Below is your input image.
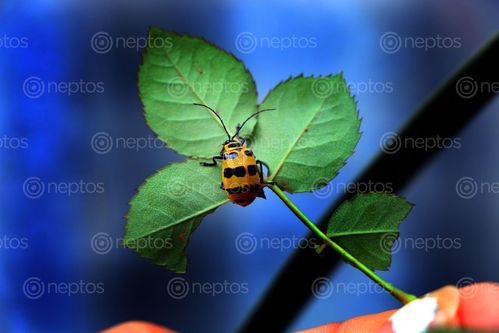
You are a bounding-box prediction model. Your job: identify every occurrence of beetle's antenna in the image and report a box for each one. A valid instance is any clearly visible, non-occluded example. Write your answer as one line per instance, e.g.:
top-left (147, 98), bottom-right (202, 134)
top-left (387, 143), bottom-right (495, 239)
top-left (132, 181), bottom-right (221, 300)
top-left (231, 108), bottom-right (275, 140)
top-left (193, 103), bottom-right (231, 140)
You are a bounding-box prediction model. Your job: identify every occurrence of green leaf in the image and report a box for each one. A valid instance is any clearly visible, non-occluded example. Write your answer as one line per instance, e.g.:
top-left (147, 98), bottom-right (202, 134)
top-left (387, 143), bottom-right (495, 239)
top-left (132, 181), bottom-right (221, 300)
top-left (252, 75), bottom-right (361, 193)
top-left (326, 193), bottom-right (413, 271)
top-left (125, 159), bottom-right (228, 273)
top-left (138, 27), bottom-right (258, 158)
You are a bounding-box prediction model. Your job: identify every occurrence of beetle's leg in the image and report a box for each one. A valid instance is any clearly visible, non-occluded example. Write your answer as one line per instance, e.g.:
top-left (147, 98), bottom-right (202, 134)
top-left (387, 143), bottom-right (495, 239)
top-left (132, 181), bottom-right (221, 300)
top-left (256, 160), bottom-right (265, 183)
top-left (257, 160), bottom-right (272, 177)
top-left (220, 181), bottom-right (224, 190)
top-left (200, 155), bottom-right (222, 167)
top-left (234, 135), bottom-right (246, 146)
top-left (257, 160), bottom-right (275, 185)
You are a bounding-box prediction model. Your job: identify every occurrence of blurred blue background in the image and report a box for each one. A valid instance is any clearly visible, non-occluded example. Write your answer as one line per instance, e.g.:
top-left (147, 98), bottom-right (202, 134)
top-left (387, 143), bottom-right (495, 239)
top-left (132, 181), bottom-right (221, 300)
top-left (1, 0), bottom-right (499, 332)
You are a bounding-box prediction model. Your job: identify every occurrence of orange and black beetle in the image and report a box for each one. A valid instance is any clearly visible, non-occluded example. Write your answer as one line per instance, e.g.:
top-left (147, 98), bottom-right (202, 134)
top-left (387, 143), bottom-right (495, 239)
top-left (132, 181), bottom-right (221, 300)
top-left (194, 103), bottom-right (274, 206)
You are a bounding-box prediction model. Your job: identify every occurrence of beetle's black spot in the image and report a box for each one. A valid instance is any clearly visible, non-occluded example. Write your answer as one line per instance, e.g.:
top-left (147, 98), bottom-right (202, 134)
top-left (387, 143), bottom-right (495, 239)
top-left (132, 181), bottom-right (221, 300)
top-left (224, 166), bottom-right (246, 178)
top-left (234, 166), bottom-right (246, 177)
top-left (223, 168), bottom-right (233, 178)
top-left (234, 198), bottom-right (246, 204)
top-left (226, 187), bottom-right (242, 194)
top-left (247, 164), bottom-right (258, 176)
top-left (249, 184), bottom-right (261, 192)
top-left (244, 150), bottom-right (254, 156)
top-left (223, 152), bottom-right (238, 160)
top-left (228, 143), bottom-right (241, 148)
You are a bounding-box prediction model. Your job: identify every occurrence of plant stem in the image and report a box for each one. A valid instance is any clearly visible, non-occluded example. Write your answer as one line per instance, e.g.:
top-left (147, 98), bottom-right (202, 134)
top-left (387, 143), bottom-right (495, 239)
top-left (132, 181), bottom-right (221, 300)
top-left (269, 184), bottom-right (417, 305)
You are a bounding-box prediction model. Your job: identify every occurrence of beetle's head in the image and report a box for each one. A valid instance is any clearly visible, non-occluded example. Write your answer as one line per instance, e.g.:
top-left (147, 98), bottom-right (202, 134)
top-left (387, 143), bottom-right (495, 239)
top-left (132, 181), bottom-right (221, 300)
top-left (223, 139), bottom-right (243, 150)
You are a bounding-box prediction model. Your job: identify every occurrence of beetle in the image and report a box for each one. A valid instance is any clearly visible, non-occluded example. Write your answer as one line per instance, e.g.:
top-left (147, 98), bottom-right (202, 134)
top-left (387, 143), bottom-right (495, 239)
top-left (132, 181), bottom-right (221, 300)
top-left (193, 103), bottom-right (274, 207)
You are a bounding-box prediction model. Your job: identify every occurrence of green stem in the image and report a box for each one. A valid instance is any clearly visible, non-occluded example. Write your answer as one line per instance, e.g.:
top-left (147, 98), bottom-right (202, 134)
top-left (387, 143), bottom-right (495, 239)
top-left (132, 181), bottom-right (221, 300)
top-left (269, 183), bottom-right (417, 305)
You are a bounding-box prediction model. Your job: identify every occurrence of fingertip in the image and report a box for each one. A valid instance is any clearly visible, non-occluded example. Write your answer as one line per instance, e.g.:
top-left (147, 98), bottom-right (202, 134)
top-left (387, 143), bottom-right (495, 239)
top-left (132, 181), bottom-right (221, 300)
top-left (457, 282), bottom-right (499, 329)
top-left (342, 309), bottom-right (396, 333)
top-left (101, 321), bottom-right (177, 333)
top-left (295, 322), bottom-right (341, 333)
top-left (296, 310), bottom-right (396, 333)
